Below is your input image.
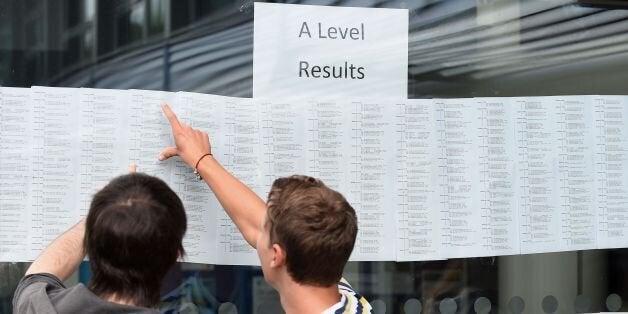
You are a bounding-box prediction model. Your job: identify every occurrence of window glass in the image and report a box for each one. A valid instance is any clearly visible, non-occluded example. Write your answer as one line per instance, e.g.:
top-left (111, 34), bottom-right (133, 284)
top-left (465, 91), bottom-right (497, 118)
top-left (2, 1), bottom-right (628, 313)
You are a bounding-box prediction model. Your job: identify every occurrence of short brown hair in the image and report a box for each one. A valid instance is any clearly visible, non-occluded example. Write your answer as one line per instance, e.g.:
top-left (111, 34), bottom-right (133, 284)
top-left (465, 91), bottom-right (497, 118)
top-left (266, 175), bottom-right (357, 286)
top-left (85, 173), bottom-right (186, 307)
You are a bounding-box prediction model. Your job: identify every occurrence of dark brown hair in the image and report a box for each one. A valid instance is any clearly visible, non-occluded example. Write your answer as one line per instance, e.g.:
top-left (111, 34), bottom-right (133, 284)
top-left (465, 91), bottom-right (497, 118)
top-left (84, 173), bottom-right (186, 307)
top-left (266, 175), bottom-right (357, 286)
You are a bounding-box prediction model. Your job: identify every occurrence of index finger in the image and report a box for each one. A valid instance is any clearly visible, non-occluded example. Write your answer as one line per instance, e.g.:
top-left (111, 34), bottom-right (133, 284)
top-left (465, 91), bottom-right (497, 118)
top-left (161, 103), bottom-right (182, 131)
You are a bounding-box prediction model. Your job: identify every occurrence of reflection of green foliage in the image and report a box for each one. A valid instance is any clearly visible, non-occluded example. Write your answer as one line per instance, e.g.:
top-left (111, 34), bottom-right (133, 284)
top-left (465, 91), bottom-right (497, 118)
top-left (131, 23), bottom-right (143, 41)
top-left (149, 0), bottom-right (165, 35)
top-left (149, 19), bottom-right (164, 35)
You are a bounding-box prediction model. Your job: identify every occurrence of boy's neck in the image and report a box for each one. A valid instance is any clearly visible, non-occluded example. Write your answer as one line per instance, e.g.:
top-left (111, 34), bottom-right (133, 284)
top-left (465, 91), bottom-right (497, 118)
top-left (277, 280), bottom-right (341, 314)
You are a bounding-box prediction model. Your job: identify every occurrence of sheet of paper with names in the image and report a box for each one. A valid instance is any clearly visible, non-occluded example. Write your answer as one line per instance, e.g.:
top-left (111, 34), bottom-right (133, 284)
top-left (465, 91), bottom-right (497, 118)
top-left (1, 87), bottom-right (628, 264)
top-left (256, 98), bottom-right (399, 261)
top-left (176, 92), bottom-right (260, 266)
top-left (0, 88), bottom-right (258, 265)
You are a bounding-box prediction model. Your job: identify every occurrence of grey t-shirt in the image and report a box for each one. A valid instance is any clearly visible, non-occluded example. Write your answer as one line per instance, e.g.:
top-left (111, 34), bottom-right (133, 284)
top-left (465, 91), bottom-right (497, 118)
top-left (12, 273), bottom-right (158, 314)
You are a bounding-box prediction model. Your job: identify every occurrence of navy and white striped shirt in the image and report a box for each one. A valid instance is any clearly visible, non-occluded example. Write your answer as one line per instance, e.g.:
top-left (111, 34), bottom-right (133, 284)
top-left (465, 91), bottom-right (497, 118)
top-left (323, 279), bottom-right (373, 314)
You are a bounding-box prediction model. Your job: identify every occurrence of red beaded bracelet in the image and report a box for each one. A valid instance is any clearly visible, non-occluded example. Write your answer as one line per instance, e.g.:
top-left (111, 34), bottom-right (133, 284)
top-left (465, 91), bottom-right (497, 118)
top-left (193, 153), bottom-right (213, 180)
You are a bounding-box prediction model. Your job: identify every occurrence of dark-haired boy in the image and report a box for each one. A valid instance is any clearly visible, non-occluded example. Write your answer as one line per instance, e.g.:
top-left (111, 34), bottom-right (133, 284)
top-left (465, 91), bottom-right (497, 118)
top-left (12, 169), bottom-right (187, 313)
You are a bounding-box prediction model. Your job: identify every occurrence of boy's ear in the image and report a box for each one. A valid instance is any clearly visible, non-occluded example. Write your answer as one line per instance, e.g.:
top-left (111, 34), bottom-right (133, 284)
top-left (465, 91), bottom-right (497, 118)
top-left (270, 243), bottom-right (286, 269)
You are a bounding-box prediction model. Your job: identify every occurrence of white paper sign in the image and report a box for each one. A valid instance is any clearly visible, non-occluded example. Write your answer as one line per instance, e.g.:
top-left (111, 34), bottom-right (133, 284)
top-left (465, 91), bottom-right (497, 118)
top-left (253, 3), bottom-right (408, 99)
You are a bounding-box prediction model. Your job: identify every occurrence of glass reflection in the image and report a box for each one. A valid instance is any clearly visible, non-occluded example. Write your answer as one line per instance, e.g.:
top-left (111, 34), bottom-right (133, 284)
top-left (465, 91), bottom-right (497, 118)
top-left (1, 1), bottom-right (628, 313)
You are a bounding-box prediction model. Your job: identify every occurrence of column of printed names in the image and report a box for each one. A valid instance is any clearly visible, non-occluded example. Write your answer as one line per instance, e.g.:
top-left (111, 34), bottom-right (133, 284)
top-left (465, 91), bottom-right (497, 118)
top-left (594, 95), bottom-right (628, 249)
top-left (476, 98), bottom-right (519, 255)
top-left (434, 99), bottom-right (486, 258)
top-left (515, 97), bottom-right (561, 254)
top-left (220, 96), bottom-right (261, 265)
top-left (170, 92), bottom-right (221, 264)
top-left (29, 87), bottom-right (81, 258)
top-left (395, 99), bottom-right (441, 261)
top-left (0, 88), bottom-right (33, 261)
top-left (259, 99), bottom-right (306, 187)
top-left (77, 88), bottom-right (130, 217)
top-left (127, 89), bottom-right (177, 179)
top-left (304, 100), bottom-right (352, 193)
top-left (347, 101), bottom-right (397, 261)
top-left (553, 96), bottom-right (597, 250)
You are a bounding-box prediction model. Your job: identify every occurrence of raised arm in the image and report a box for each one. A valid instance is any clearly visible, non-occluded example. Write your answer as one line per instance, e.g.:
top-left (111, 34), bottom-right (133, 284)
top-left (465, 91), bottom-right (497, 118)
top-left (25, 219), bottom-right (86, 280)
top-left (159, 104), bottom-right (266, 248)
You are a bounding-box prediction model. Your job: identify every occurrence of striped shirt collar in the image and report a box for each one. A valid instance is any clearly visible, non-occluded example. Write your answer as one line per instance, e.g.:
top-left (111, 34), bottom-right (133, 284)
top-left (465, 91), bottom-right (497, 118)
top-left (322, 281), bottom-right (373, 314)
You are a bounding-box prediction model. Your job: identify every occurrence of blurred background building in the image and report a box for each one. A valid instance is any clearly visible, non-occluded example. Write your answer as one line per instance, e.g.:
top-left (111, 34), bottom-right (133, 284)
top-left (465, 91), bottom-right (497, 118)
top-left (3, 0), bottom-right (628, 97)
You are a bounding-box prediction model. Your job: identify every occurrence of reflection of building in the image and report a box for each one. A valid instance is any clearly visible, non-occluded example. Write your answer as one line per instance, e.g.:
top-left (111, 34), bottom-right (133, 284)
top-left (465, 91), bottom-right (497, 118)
top-left (3, 1), bottom-right (628, 98)
top-left (0, 0), bottom-right (250, 94)
top-left (0, 0), bottom-right (99, 85)
top-left (3, 1), bottom-right (628, 312)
